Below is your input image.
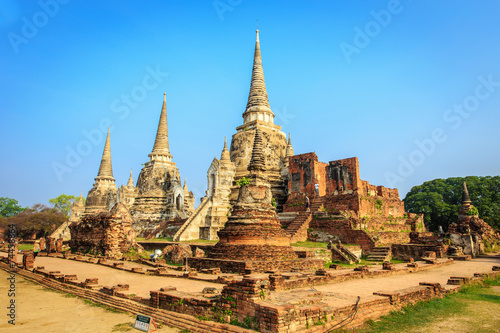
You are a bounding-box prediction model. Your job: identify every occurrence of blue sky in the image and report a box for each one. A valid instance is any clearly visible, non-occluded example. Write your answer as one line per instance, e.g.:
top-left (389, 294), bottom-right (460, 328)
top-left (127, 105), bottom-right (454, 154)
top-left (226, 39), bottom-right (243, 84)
top-left (1, 0), bottom-right (499, 208)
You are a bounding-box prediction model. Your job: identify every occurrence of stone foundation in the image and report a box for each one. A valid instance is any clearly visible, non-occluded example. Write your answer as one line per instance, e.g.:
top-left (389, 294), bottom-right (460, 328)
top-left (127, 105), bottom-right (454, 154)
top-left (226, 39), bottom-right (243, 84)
top-left (391, 243), bottom-right (448, 261)
top-left (189, 257), bottom-right (323, 274)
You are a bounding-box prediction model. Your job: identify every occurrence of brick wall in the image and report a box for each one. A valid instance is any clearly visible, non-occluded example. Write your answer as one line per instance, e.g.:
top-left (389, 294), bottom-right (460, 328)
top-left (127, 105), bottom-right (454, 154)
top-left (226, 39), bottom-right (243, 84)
top-left (189, 257), bottom-right (323, 274)
top-left (392, 244), bottom-right (448, 261)
top-left (308, 216), bottom-right (375, 252)
top-left (325, 157), bottom-right (361, 195)
top-left (69, 203), bottom-right (136, 259)
top-left (288, 152), bottom-right (322, 198)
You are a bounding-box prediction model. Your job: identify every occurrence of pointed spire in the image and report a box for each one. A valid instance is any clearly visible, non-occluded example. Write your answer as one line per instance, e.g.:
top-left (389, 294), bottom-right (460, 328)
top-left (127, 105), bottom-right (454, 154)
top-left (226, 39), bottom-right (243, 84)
top-left (462, 181), bottom-right (471, 204)
top-left (248, 129), bottom-right (266, 173)
top-left (221, 136), bottom-right (231, 161)
top-left (78, 192), bottom-right (84, 206)
top-left (150, 93), bottom-right (172, 158)
top-left (244, 29), bottom-right (273, 116)
top-left (286, 133), bottom-right (294, 157)
top-left (127, 169), bottom-right (134, 187)
top-left (97, 128), bottom-right (114, 179)
top-left (183, 178), bottom-right (188, 192)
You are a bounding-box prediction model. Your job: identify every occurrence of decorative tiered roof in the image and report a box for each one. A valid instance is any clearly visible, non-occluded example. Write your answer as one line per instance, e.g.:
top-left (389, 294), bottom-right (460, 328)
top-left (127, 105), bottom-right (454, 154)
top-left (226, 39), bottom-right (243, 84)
top-left (242, 30), bottom-right (275, 125)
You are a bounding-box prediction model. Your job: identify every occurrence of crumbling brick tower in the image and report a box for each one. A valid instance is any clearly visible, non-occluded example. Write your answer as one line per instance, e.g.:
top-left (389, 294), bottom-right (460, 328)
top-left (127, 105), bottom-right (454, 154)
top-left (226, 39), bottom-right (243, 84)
top-left (207, 129), bottom-right (298, 261)
top-left (70, 203), bottom-right (136, 259)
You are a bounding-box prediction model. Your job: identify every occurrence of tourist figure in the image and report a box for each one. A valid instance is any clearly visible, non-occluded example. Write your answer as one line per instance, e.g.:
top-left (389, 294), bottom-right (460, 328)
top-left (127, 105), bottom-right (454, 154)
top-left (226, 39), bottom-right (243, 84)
top-left (315, 183), bottom-right (319, 196)
top-left (306, 196), bottom-right (310, 212)
top-left (33, 241), bottom-right (40, 258)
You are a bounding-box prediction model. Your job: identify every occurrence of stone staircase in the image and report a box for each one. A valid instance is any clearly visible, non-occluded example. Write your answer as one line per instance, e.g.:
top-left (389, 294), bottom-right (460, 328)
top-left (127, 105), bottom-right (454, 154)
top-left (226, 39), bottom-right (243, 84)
top-left (173, 198), bottom-right (210, 241)
top-left (50, 221), bottom-right (72, 240)
top-left (310, 196), bottom-right (326, 211)
top-left (286, 196), bottom-right (326, 243)
top-left (365, 246), bottom-right (392, 262)
top-left (331, 245), bottom-right (361, 264)
top-left (340, 246), bottom-right (361, 263)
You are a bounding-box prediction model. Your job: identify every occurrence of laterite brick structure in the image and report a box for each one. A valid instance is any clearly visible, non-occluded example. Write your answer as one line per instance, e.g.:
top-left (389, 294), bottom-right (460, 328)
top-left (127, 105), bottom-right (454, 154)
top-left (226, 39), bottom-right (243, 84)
top-left (69, 203), bottom-right (136, 259)
top-left (281, 153), bottom-right (425, 251)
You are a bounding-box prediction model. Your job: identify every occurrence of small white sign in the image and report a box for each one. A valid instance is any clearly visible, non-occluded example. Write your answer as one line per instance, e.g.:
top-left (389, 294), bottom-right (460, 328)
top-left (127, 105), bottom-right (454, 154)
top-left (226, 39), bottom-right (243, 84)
top-left (134, 314), bottom-right (157, 332)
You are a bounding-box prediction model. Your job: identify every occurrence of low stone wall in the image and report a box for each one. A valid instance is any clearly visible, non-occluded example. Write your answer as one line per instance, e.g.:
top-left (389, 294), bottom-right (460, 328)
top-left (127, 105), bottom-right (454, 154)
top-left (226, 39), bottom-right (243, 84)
top-left (269, 259), bottom-right (454, 291)
top-left (392, 243), bottom-right (448, 261)
top-left (189, 257), bottom-right (324, 274)
top-left (150, 289), bottom-right (214, 318)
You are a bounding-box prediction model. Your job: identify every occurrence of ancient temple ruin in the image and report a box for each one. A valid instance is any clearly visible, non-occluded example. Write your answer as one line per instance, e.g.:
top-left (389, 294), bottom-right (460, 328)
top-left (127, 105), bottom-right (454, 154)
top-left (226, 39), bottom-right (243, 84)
top-left (129, 93), bottom-right (195, 232)
top-left (74, 94), bottom-right (194, 236)
top-left (84, 128), bottom-right (118, 215)
top-left (448, 181), bottom-right (500, 256)
top-left (190, 130), bottom-right (322, 273)
top-left (174, 29), bottom-right (292, 241)
top-left (281, 153), bottom-right (425, 253)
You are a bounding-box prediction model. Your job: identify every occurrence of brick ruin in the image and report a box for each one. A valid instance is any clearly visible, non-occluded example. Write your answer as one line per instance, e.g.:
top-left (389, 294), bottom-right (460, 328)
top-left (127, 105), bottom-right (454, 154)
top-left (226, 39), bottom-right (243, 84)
top-left (447, 182), bottom-right (500, 257)
top-left (391, 182), bottom-right (500, 261)
top-left (69, 203), bottom-right (137, 259)
top-left (190, 129), bottom-right (322, 273)
top-left (280, 152), bottom-right (424, 252)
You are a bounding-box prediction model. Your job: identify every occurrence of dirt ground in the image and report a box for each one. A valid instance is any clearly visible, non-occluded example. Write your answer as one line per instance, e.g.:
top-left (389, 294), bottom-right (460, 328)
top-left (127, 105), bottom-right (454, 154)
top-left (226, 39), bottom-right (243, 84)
top-left (0, 269), bottom-right (179, 333)
top-left (270, 256), bottom-right (500, 308)
top-left (1, 253), bottom-right (499, 332)
top-left (28, 255), bottom-right (223, 298)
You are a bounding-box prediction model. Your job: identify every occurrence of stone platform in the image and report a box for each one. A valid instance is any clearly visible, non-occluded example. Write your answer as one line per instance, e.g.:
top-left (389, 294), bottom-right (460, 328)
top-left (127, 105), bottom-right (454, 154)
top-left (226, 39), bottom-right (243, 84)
top-left (189, 257), bottom-right (323, 274)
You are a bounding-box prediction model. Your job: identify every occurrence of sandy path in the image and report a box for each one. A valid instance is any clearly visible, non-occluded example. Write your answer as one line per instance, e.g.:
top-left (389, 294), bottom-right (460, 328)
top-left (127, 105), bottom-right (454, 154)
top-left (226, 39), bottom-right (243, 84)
top-left (32, 256), bottom-right (223, 298)
top-left (271, 256), bottom-right (500, 308)
top-left (0, 270), bottom-right (179, 333)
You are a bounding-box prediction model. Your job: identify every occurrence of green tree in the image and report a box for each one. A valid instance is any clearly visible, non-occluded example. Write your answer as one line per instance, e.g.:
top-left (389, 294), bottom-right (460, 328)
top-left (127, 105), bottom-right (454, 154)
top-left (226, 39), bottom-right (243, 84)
top-left (0, 204), bottom-right (66, 239)
top-left (404, 176), bottom-right (500, 232)
top-left (49, 194), bottom-right (79, 218)
top-left (0, 197), bottom-right (26, 217)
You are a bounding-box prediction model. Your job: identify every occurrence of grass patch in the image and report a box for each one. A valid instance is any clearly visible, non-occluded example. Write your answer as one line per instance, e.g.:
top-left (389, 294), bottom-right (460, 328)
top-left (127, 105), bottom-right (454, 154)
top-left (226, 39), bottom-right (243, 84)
top-left (291, 241), bottom-right (328, 249)
top-left (180, 239), bottom-right (218, 244)
top-left (83, 299), bottom-right (123, 313)
top-left (136, 237), bottom-right (173, 242)
top-left (18, 243), bottom-right (34, 250)
top-left (390, 259), bottom-right (405, 265)
top-left (357, 275), bottom-right (500, 332)
top-left (328, 259), bottom-right (376, 268)
top-left (135, 237), bottom-right (217, 244)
